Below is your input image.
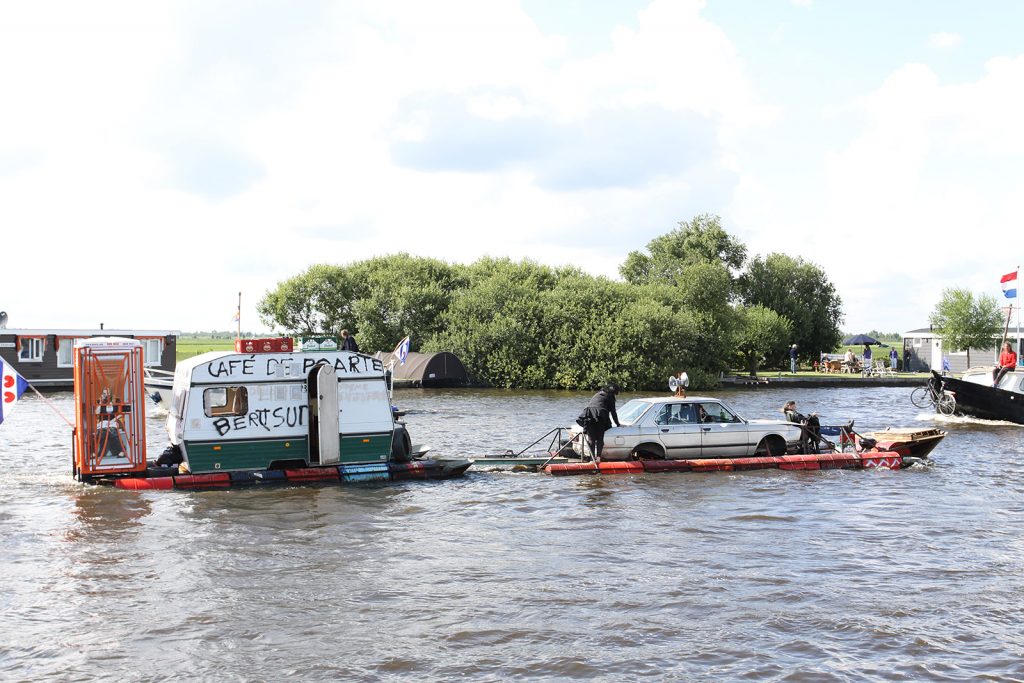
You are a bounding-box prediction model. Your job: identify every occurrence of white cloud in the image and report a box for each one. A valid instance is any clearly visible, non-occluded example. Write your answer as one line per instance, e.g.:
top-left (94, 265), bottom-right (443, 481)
top-left (752, 56), bottom-right (1024, 332)
top-left (0, 0), bottom-right (774, 333)
top-left (928, 31), bottom-right (963, 49)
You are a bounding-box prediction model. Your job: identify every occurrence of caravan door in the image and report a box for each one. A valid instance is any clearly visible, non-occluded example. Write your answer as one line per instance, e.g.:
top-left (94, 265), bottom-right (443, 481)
top-left (309, 363), bottom-right (340, 465)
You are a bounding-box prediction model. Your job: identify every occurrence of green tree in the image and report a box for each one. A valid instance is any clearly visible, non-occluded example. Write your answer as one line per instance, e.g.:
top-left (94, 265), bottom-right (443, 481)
top-left (258, 254), bottom-right (466, 353)
top-left (733, 305), bottom-right (794, 376)
top-left (928, 288), bottom-right (1003, 367)
top-left (619, 213), bottom-right (747, 285)
top-left (737, 253), bottom-right (842, 364)
top-left (257, 264), bottom-right (356, 334)
top-left (348, 254), bottom-right (468, 353)
top-left (428, 259), bottom-right (567, 388)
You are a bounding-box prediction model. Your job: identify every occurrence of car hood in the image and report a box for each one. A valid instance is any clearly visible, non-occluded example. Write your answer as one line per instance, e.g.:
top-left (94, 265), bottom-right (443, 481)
top-left (747, 419), bottom-right (801, 428)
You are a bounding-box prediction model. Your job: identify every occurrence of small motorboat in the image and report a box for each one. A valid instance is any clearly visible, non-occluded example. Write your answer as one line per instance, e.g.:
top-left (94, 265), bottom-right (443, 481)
top-left (143, 367), bottom-right (175, 408)
top-left (863, 427), bottom-right (946, 459)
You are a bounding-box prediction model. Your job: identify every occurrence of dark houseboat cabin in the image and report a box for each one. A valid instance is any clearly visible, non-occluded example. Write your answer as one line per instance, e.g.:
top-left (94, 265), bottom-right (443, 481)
top-left (0, 328), bottom-right (178, 388)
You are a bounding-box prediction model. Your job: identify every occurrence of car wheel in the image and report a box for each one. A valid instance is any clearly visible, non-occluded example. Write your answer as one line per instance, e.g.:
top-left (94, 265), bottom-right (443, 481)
top-left (755, 435), bottom-right (786, 457)
top-left (631, 446), bottom-right (664, 460)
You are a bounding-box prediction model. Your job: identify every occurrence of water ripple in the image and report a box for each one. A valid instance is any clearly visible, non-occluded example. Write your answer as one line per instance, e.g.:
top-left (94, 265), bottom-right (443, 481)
top-left (2, 387), bottom-right (1024, 680)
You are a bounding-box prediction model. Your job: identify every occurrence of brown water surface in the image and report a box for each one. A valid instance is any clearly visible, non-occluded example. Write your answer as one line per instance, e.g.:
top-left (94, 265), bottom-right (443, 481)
top-left (1, 387), bottom-right (1022, 681)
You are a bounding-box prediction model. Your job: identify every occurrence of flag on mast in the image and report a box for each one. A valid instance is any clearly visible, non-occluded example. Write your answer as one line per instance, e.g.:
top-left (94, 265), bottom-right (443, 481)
top-left (1, 358), bottom-right (29, 425)
top-left (1001, 271), bottom-right (1017, 298)
top-left (393, 336), bottom-right (411, 365)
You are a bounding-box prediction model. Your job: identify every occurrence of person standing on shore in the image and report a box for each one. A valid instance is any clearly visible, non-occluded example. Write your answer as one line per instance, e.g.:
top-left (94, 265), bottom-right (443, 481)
top-left (889, 347), bottom-right (899, 371)
top-left (790, 344), bottom-right (798, 374)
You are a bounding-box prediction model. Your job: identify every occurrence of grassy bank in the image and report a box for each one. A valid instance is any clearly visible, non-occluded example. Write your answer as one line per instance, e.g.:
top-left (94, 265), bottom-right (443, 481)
top-left (176, 336), bottom-right (236, 361)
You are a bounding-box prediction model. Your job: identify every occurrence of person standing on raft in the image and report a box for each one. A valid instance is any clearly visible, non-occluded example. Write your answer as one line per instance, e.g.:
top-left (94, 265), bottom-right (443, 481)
top-left (577, 384), bottom-right (620, 462)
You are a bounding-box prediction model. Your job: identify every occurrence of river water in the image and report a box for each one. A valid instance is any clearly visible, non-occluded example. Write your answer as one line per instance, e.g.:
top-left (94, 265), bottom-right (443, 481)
top-left (1, 386), bottom-right (1023, 682)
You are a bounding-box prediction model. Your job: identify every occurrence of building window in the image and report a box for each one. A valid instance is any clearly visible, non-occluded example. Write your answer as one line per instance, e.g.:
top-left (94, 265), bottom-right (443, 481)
top-left (203, 386), bottom-right (248, 417)
top-left (141, 338), bottom-right (163, 366)
top-left (57, 338), bottom-right (88, 368)
top-left (18, 337), bottom-right (45, 362)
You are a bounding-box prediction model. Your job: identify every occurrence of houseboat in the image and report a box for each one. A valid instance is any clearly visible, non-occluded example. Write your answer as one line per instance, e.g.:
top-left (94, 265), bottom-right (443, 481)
top-left (71, 337), bottom-right (470, 489)
top-left (0, 326), bottom-right (177, 388)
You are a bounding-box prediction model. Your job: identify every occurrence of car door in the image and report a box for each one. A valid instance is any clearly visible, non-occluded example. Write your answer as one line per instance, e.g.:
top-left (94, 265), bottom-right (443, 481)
top-left (652, 402), bottom-right (703, 460)
top-left (695, 400), bottom-right (750, 457)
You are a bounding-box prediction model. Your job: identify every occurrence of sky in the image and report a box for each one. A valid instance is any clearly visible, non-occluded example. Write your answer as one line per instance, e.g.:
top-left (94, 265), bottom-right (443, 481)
top-left (2, 0), bottom-right (1023, 336)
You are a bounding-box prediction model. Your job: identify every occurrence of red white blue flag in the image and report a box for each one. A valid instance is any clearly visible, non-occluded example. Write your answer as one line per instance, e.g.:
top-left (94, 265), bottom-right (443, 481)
top-left (1001, 271), bottom-right (1017, 299)
top-left (1, 358), bottom-right (29, 425)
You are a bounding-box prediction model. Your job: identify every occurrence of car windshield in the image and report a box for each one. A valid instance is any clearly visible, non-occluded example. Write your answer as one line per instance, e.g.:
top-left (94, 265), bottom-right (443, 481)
top-left (616, 399), bottom-right (652, 426)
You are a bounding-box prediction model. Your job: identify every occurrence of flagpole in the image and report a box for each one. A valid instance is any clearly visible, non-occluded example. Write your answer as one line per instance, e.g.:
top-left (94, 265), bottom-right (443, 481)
top-left (1017, 266), bottom-right (1021, 365)
top-left (236, 291), bottom-right (242, 340)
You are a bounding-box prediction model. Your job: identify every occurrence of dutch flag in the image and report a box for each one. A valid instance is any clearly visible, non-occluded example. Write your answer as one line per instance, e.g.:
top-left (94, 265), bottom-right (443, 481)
top-left (1001, 271), bottom-right (1018, 299)
top-left (393, 336), bottom-right (411, 366)
top-left (0, 358), bottom-right (29, 425)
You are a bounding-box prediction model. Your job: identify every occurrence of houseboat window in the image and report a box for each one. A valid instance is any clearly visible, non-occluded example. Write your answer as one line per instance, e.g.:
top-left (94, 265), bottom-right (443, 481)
top-left (141, 338), bottom-right (163, 366)
top-left (18, 337), bottom-right (44, 362)
top-left (203, 386), bottom-right (249, 417)
top-left (56, 338), bottom-right (87, 368)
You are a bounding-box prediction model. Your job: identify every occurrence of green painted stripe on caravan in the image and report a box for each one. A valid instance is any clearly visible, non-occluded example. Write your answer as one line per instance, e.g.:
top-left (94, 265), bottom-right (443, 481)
top-left (185, 438), bottom-right (310, 473)
top-left (339, 434), bottom-right (391, 463)
top-left (184, 433), bottom-right (392, 472)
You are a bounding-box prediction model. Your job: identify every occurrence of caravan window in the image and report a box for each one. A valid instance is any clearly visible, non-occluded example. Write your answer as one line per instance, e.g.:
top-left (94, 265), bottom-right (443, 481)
top-left (203, 387), bottom-right (248, 417)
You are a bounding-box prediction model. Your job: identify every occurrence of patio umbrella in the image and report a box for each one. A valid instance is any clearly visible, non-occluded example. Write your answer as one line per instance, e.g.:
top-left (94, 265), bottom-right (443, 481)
top-left (844, 334), bottom-right (882, 345)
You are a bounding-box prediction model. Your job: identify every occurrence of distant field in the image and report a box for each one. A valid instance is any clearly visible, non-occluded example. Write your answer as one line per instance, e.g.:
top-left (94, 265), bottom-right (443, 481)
top-left (176, 336), bottom-right (236, 361)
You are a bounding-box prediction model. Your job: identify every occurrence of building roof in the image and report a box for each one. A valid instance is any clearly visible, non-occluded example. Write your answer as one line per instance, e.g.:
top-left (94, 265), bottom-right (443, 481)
top-left (903, 326), bottom-right (1024, 337)
top-left (0, 328), bottom-right (179, 336)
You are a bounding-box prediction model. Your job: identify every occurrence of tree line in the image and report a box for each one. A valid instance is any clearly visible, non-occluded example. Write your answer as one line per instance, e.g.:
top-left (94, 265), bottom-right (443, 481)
top-left (257, 214), bottom-right (844, 390)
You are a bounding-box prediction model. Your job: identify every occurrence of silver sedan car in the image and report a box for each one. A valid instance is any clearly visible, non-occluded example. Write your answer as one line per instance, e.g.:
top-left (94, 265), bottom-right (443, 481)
top-left (573, 396), bottom-right (805, 460)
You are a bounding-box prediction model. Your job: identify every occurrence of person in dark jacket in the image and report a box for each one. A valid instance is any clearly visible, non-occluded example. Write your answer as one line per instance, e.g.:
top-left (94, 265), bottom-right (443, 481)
top-left (577, 384), bottom-right (620, 462)
top-left (340, 329), bottom-right (359, 353)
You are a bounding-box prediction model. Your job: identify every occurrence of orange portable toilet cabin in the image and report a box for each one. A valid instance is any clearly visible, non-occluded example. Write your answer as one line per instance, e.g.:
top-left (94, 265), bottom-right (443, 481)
top-left (73, 337), bottom-right (147, 480)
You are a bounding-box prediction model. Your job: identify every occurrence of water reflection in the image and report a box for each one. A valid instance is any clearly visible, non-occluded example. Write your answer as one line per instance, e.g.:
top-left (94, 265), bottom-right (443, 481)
top-left (63, 488), bottom-right (153, 543)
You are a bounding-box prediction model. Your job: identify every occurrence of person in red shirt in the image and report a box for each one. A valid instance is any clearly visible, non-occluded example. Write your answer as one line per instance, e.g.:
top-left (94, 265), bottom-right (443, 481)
top-left (993, 342), bottom-right (1018, 387)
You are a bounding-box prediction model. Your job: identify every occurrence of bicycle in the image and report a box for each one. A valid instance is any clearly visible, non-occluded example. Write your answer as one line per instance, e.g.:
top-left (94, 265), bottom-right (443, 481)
top-left (910, 377), bottom-right (957, 415)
